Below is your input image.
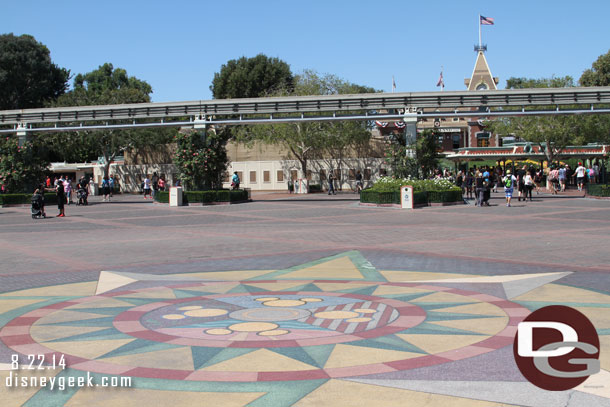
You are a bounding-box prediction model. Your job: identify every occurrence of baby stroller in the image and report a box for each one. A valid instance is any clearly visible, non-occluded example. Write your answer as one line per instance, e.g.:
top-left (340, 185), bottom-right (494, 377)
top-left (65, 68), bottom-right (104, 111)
top-left (77, 187), bottom-right (88, 205)
top-left (31, 194), bottom-right (46, 219)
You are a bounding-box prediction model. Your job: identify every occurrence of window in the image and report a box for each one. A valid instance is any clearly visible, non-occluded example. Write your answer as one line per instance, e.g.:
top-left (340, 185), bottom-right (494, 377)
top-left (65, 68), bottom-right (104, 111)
top-left (477, 132), bottom-right (490, 147)
top-left (250, 171), bottom-right (257, 183)
top-left (263, 171), bottom-right (270, 182)
top-left (222, 171), bottom-right (230, 182)
top-left (291, 170), bottom-right (298, 181)
top-left (379, 168), bottom-right (387, 176)
top-left (364, 169), bottom-right (371, 180)
top-left (349, 169), bottom-right (356, 180)
top-left (333, 169), bottom-right (341, 180)
top-left (276, 170), bottom-right (284, 182)
top-left (452, 134), bottom-right (461, 149)
top-left (319, 169), bottom-right (327, 181)
top-left (306, 170), bottom-right (312, 181)
top-left (236, 172), bottom-right (243, 183)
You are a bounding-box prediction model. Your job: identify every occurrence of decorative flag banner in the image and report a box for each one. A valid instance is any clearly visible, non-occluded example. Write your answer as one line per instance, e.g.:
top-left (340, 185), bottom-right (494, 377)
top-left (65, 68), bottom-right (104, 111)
top-left (480, 15), bottom-right (494, 25)
top-left (436, 71), bottom-right (444, 88)
top-left (394, 121), bottom-right (406, 129)
top-left (392, 76), bottom-right (396, 93)
top-left (375, 121), bottom-right (389, 128)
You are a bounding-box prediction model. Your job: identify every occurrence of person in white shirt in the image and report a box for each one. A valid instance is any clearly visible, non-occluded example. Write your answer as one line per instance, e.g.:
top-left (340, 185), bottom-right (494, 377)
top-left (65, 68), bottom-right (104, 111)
top-left (573, 163), bottom-right (586, 191)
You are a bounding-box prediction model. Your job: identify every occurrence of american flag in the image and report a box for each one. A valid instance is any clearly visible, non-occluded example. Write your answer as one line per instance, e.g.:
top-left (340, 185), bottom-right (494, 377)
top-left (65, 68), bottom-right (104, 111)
top-left (436, 71), bottom-right (444, 88)
top-left (480, 15), bottom-right (494, 25)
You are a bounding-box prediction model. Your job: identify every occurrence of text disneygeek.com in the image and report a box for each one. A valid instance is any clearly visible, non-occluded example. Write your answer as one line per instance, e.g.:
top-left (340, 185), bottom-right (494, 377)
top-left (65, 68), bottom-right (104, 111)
top-left (5, 354), bottom-right (132, 391)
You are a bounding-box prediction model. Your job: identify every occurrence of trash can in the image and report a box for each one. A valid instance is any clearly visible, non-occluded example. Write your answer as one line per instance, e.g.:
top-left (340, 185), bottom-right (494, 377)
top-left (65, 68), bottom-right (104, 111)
top-left (170, 187), bottom-right (183, 206)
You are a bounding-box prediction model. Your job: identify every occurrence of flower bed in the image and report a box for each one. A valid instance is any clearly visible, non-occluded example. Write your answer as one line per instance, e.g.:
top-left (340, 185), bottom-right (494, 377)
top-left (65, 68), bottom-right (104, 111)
top-left (154, 189), bottom-right (249, 205)
top-left (360, 177), bottom-right (463, 207)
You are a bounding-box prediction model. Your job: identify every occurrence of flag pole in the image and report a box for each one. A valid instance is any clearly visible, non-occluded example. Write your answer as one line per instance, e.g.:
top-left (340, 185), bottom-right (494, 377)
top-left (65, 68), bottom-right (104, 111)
top-left (478, 14), bottom-right (482, 51)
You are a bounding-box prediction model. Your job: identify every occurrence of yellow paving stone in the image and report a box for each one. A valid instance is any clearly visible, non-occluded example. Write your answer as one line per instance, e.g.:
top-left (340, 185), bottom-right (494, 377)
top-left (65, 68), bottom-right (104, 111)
top-left (573, 307), bottom-right (610, 330)
top-left (202, 348), bottom-right (317, 372)
top-left (323, 344), bottom-right (422, 368)
top-left (30, 325), bottom-right (109, 343)
top-left (428, 316), bottom-right (508, 336)
top-left (0, 367), bottom-right (62, 407)
top-left (100, 346), bottom-right (194, 370)
top-left (43, 339), bottom-right (136, 360)
top-left (281, 257), bottom-right (363, 280)
top-left (513, 283), bottom-right (610, 303)
top-left (600, 336), bottom-right (610, 371)
top-left (0, 282), bottom-right (97, 297)
top-left (295, 378), bottom-right (514, 407)
top-left (34, 310), bottom-right (113, 325)
top-left (432, 302), bottom-right (507, 317)
top-left (412, 292), bottom-right (482, 303)
top-left (65, 389), bottom-right (267, 407)
top-left (244, 281), bottom-right (310, 291)
top-left (396, 334), bottom-right (491, 354)
top-left (170, 269), bottom-right (274, 280)
top-left (65, 297), bottom-right (133, 309)
top-left (372, 285), bottom-right (433, 296)
top-left (95, 271), bottom-right (137, 295)
top-left (0, 298), bottom-right (46, 314)
top-left (575, 369), bottom-right (610, 399)
top-left (117, 288), bottom-right (176, 299)
top-left (379, 270), bottom-right (483, 282)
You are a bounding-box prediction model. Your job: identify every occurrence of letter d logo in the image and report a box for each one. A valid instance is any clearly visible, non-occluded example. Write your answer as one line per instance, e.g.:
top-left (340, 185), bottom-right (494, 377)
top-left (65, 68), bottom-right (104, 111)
top-left (517, 322), bottom-right (577, 357)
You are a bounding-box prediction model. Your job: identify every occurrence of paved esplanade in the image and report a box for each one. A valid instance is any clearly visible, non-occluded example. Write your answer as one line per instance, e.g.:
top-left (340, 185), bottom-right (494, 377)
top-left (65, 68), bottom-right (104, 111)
top-left (0, 193), bottom-right (608, 406)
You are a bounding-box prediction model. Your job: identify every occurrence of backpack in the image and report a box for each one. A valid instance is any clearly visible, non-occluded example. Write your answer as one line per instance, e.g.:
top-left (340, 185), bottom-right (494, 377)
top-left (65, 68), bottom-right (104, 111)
top-left (505, 176), bottom-right (512, 188)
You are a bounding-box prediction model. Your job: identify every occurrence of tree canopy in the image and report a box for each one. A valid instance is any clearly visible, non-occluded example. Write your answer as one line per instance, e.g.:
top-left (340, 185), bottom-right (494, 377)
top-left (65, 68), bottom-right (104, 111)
top-left (0, 33), bottom-right (70, 110)
top-left (579, 49), bottom-right (610, 86)
top-left (210, 54), bottom-right (294, 99)
top-left (49, 63), bottom-right (173, 173)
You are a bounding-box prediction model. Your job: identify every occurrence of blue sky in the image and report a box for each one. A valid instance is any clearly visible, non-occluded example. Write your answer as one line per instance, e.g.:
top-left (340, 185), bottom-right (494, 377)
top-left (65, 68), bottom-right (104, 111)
top-left (3, 0), bottom-right (609, 102)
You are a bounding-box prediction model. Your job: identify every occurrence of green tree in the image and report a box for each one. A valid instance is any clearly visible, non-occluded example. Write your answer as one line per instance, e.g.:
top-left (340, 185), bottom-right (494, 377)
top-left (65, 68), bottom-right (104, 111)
top-left (579, 49), bottom-right (610, 86)
top-left (506, 76), bottom-right (574, 89)
top-left (52, 63), bottom-right (174, 176)
top-left (173, 128), bottom-right (229, 190)
top-left (0, 136), bottom-right (48, 192)
top-left (238, 70), bottom-right (376, 185)
top-left (416, 130), bottom-right (441, 178)
top-left (0, 33), bottom-right (70, 110)
top-left (210, 54), bottom-right (294, 99)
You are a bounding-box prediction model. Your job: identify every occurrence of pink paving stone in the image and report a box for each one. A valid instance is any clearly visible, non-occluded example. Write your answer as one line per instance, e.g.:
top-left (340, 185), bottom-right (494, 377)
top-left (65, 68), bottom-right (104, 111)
top-left (186, 370), bottom-right (258, 382)
top-left (21, 308), bottom-right (58, 317)
top-left (436, 345), bottom-right (492, 361)
top-left (385, 355), bottom-right (451, 370)
top-left (353, 325), bottom-right (405, 339)
top-left (508, 316), bottom-right (526, 326)
top-left (473, 335), bottom-right (514, 349)
top-left (124, 367), bottom-right (191, 381)
top-left (491, 300), bottom-right (528, 309)
top-left (113, 321), bottom-right (147, 332)
top-left (10, 343), bottom-right (53, 355)
top-left (228, 340), bottom-right (300, 348)
top-left (68, 296), bottom-right (103, 304)
top-left (0, 326), bottom-right (31, 336)
top-left (113, 311), bottom-right (147, 322)
top-left (502, 307), bottom-right (531, 317)
top-left (42, 302), bottom-right (75, 309)
top-left (128, 330), bottom-right (175, 342)
top-left (69, 360), bottom-right (133, 375)
top-left (497, 325), bottom-right (519, 337)
top-left (258, 369), bottom-right (330, 381)
top-left (4, 317), bottom-right (39, 327)
top-left (326, 363), bottom-right (396, 378)
top-left (130, 302), bottom-right (171, 312)
top-left (1, 334), bottom-right (35, 346)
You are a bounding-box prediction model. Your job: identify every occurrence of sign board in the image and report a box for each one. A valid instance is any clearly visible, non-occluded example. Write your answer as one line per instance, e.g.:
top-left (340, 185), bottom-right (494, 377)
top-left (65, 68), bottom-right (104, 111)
top-left (400, 185), bottom-right (414, 209)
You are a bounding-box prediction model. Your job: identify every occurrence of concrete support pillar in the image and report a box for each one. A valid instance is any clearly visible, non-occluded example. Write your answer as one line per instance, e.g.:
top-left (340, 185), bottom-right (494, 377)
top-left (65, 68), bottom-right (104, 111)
top-left (16, 123), bottom-right (29, 146)
top-left (403, 113), bottom-right (417, 158)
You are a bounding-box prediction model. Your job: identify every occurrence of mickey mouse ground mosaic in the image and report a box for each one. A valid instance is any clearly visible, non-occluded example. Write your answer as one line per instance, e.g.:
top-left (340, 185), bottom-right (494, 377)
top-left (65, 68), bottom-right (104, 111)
top-left (1, 251), bottom-right (609, 406)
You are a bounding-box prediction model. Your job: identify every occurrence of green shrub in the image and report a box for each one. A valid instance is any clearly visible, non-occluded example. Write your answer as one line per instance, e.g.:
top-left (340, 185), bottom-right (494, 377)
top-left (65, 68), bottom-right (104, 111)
top-left (587, 184), bottom-right (610, 197)
top-left (156, 191), bottom-right (169, 203)
top-left (361, 176), bottom-right (462, 206)
top-left (0, 192), bottom-right (57, 206)
top-left (155, 189), bottom-right (248, 204)
top-left (309, 184), bottom-right (322, 193)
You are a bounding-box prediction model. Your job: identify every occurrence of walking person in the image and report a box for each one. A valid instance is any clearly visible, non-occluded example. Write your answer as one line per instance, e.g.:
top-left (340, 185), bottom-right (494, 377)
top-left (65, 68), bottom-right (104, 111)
top-left (558, 165), bottom-right (567, 192)
top-left (231, 172), bottom-right (240, 190)
top-left (523, 170), bottom-right (534, 201)
top-left (158, 176), bottom-right (165, 192)
top-left (143, 176), bottom-right (152, 199)
top-left (549, 166), bottom-right (560, 195)
top-left (465, 170), bottom-right (474, 199)
top-left (101, 176), bottom-right (111, 202)
top-left (328, 170), bottom-right (336, 195)
top-left (64, 177), bottom-right (73, 204)
top-left (517, 165), bottom-right (527, 201)
top-left (474, 171), bottom-right (485, 207)
top-left (56, 180), bottom-right (65, 217)
top-left (108, 176), bottom-right (114, 198)
top-left (503, 170), bottom-right (518, 207)
top-left (573, 162), bottom-right (586, 192)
